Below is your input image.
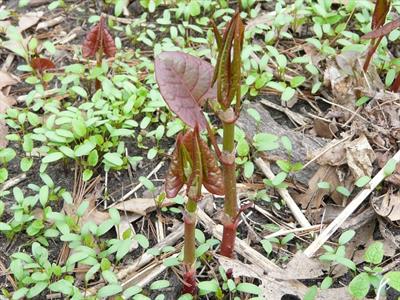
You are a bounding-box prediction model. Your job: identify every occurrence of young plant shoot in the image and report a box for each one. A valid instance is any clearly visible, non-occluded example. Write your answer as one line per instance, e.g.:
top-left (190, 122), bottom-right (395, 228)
top-left (155, 52), bottom-right (224, 294)
top-left (82, 15), bottom-right (116, 90)
top-left (212, 11), bottom-right (244, 258)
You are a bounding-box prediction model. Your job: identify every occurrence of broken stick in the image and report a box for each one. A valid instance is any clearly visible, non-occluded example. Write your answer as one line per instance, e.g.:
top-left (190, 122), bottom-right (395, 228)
top-left (304, 149), bottom-right (400, 257)
top-left (255, 157), bottom-right (312, 228)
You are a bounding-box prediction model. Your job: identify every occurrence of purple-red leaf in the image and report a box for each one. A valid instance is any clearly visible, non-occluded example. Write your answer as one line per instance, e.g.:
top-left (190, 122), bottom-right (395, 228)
top-left (82, 16), bottom-right (116, 58)
top-left (181, 128), bottom-right (224, 196)
top-left (31, 57), bottom-right (55, 72)
top-left (165, 128), bottom-right (224, 198)
top-left (154, 51), bottom-right (216, 130)
top-left (165, 133), bottom-right (185, 198)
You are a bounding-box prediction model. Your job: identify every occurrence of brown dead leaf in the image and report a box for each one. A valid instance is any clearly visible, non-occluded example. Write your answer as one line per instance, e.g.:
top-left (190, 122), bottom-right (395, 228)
top-left (0, 71), bottom-right (19, 90)
top-left (113, 198), bottom-right (175, 216)
top-left (0, 92), bottom-right (17, 148)
top-left (313, 119), bottom-right (336, 139)
top-left (297, 166), bottom-right (343, 209)
top-left (18, 11), bottom-right (43, 32)
top-left (280, 252), bottom-right (324, 280)
top-left (345, 135), bottom-right (375, 178)
top-left (372, 192), bottom-right (400, 222)
top-left (315, 138), bottom-right (348, 166)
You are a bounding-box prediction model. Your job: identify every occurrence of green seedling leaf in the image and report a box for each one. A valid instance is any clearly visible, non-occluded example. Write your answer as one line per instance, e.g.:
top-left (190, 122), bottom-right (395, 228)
top-left (339, 230), bottom-right (356, 245)
top-left (97, 284), bottom-right (123, 298)
top-left (336, 186), bottom-right (351, 197)
top-left (364, 241), bottom-right (384, 264)
top-left (236, 282), bottom-right (261, 295)
top-left (385, 271), bottom-right (400, 291)
top-left (355, 176), bottom-right (371, 188)
top-left (384, 158), bottom-right (397, 176)
top-left (150, 280), bottom-right (170, 290)
top-left (349, 272), bottom-right (370, 299)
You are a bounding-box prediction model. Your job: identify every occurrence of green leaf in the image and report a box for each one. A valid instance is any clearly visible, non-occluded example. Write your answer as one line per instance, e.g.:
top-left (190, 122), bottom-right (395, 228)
top-left (281, 87), bottom-right (296, 102)
top-left (20, 157), bottom-right (33, 172)
top-left (349, 272), bottom-right (370, 299)
top-left (364, 242), bottom-right (384, 264)
top-left (0, 222), bottom-right (12, 231)
top-left (385, 271), bottom-right (400, 291)
top-left (236, 283), bottom-right (261, 295)
top-left (75, 141), bottom-right (96, 157)
top-left (336, 186), bottom-right (351, 197)
top-left (198, 280), bottom-right (219, 293)
top-left (355, 176), bottom-right (371, 188)
top-left (27, 281), bottom-right (48, 298)
top-left (247, 108), bottom-right (261, 123)
top-left (70, 86), bottom-right (87, 98)
top-left (253, 133), bottom-right (279, 151)
top-left (123, 286), bottom-right (142, 298)
top-left (42, 152), bottom-right (64, 164)
top-left (335, 256), bottom-right (356, 271)
top-left (12, 287), bottom-right (29, 300)
top-left (317, 181), bottom-right (330, 189)
top-left (97, 284), bottom-right (123, 298)
top-left (303, 285), bottom-right (317, 300)
top-left (139, 176), bottom-right (155, 192)
top-left (82, 169), bottom-right (93, 181)
top-left (150, 280), bottom-right (170, 290)
top-left (384, 158), bottom-right (397, 176)
top-left (243, 161), bottom-right (254, 178)
top-left (103, 152), bottom-right (124, 167)
top-left (290, 76), bottom-right (306, 88)
top-left (272, 172), bottom-right (287, 186)
top-left (339, 230), bottom-right (355, 245)
top-left (134, 234), bottom-right (149, 249)
top-left (320, 276), bottom-right (333, 289)
top-left (77, 201), bottom-right (89, 217)
top-left (163, 256), bottom-right (180, 267)
top-left (39, 185), bottom-right (49, 207)
top-left (72, 119), bottom-right (87, 138)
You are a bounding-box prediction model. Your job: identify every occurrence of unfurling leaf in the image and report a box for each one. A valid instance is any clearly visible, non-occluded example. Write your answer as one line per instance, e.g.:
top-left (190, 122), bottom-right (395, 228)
top-left (165, 133), bottom-right (186, 198)
top-left (213, 11), bottom-right (244, 108)
top-left (165, 128), bottom-right (224, 199)
top-left (154, 51), bottom-right (216, 130)
top-left (82, 16), bottom-right (116, 58)
top-left (31, 57), bottom-right (55, 72)
top-left (182, 126), bottom-right (224, 197)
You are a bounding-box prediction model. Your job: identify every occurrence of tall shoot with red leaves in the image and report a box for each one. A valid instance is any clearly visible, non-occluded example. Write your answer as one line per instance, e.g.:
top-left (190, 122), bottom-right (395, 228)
top-left (154, 7), bottom-right (244, 294)
top-left (155, 51), bottom-right (224, 295)
top-left (82, 16), bottom-right (116, 90)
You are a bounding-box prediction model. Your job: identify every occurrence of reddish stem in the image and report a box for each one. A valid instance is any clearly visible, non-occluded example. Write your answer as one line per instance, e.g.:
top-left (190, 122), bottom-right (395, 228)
top-left (220, 121), bottom-right (238, 258)
top-left (182, 198), bottom-right (197, 295)
top-left (220, 220), bottom-right (237, 258)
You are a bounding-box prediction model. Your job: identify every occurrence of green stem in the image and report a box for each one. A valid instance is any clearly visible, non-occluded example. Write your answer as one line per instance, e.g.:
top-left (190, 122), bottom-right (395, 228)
top-left (222, 122), bottom-right (237, 218)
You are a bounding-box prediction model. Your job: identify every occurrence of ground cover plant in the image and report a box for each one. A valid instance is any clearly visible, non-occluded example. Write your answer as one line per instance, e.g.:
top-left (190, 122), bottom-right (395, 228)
top-left (1, 0), bottom-right (400, 299)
